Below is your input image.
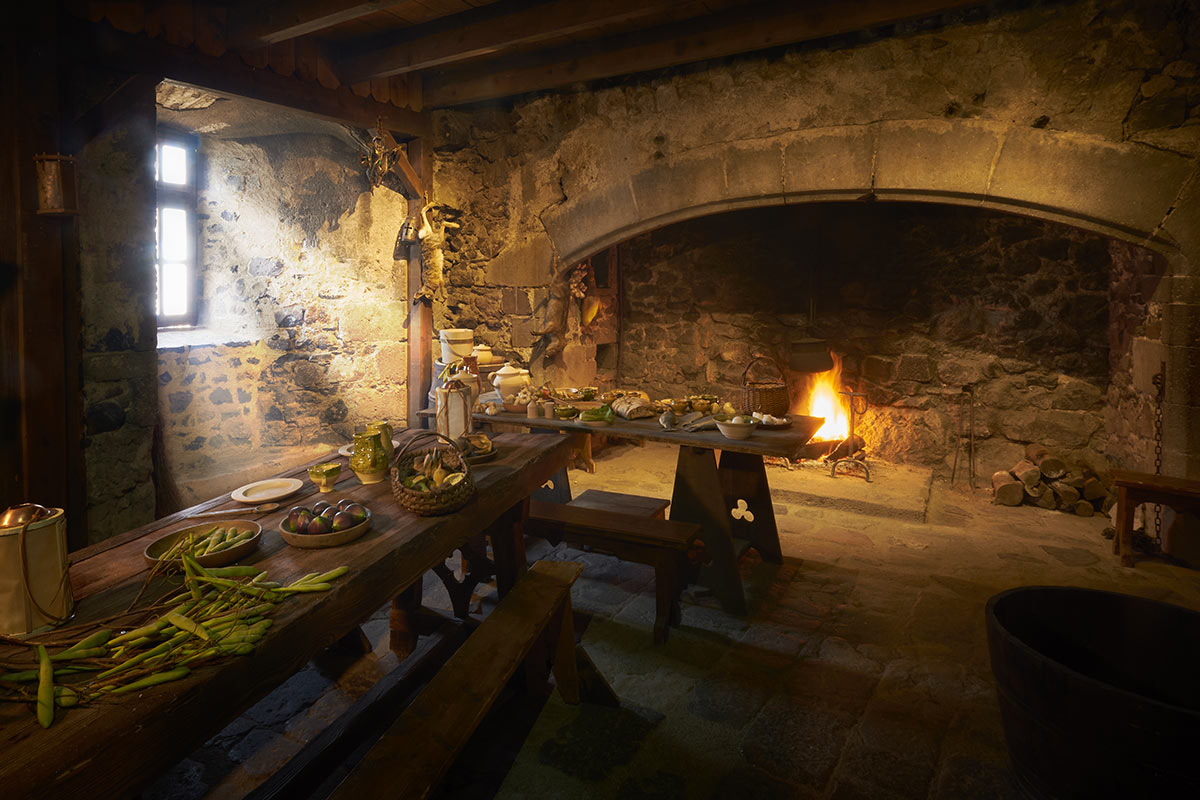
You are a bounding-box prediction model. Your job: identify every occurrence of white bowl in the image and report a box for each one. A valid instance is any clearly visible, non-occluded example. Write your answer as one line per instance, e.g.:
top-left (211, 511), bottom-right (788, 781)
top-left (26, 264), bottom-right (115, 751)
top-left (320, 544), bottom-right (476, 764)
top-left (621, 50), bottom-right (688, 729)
top-left (715, 417), bottom-right (758, 440)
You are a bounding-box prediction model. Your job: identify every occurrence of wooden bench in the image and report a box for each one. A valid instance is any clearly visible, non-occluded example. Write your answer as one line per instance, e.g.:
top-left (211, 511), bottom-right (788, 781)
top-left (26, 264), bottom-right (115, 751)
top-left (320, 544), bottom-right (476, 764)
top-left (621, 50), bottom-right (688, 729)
top-left (1112, 470), bottom-right (1200, 566)
top-left (328, 560), bottom-right (586, 800)
top-left (528, 493), bottom-right (702, 644)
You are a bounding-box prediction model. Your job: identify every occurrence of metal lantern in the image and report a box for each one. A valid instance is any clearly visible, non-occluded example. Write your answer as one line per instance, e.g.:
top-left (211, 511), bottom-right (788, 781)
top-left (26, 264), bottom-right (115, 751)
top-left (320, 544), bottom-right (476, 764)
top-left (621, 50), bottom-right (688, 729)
top-left (34, 154), bottom-right (79, 216)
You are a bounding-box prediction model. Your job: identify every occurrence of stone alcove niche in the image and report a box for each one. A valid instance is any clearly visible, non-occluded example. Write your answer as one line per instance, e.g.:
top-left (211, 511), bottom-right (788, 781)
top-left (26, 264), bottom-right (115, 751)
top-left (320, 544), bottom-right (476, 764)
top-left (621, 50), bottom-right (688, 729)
top-left (592, 200), bottom-right (1164, 479)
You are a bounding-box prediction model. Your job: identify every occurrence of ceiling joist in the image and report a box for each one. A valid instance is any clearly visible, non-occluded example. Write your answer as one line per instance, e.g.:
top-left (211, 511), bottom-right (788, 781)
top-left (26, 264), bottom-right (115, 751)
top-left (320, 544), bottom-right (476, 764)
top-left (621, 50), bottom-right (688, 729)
top-left (228, 0), bottom-right (409, 48)
top-left (337, 0), bottom-right (705, 83)
top-left (422, 0), bottom-right (983, 107)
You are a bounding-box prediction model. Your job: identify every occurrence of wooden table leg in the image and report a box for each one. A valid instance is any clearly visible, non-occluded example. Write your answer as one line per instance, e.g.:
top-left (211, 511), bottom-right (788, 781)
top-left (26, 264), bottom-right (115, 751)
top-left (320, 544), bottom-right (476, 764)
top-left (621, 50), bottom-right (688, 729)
top-left (1116, 486), bottom-right (1134, 567)
top-left (529, 428), bottom-right (572, 504)
top-left (489, 499), bottom-right (530, 597)
top-left (718, 450), bottom-right (782, 564)
top-left (389, 581), bottom-right (423, 658)
top-left (552, 598), bottom-right (581, 705)
top-left (669, 446), bottom-right (747, 616)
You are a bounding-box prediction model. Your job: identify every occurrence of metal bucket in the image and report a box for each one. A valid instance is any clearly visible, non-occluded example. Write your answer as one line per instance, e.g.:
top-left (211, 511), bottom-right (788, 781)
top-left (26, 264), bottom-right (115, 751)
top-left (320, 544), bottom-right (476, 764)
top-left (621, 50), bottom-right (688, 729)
top-left (0, 508), bottom-right (74, 633)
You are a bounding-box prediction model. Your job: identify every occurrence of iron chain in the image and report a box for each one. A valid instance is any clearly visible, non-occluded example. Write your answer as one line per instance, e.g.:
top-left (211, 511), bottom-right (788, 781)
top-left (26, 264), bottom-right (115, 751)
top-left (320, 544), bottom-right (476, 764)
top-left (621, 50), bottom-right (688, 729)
top-left (1152, 367), bottom-right (1165, 545)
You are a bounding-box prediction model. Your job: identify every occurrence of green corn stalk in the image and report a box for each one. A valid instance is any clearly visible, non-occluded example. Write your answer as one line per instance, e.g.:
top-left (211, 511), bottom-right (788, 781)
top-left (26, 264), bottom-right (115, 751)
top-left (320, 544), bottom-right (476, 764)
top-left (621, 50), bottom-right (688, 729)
top-left (111, 667), bottom-right (190, 695)
top-left (54, 686), bottom-right (79, 708)
top-left (57, 629), bottom-right (112, 657)
top-left (277, 583), bottom-right (332, 594)
top-left (0, 665), bottom-right (96, 683)
top-left (36, 646), bottom-right (53, 728)
top-left (204, 566), bottom-right (262, 579)
top-left (49, 647), bottom-right (107, 662)
top-left (166, 612), bottom-right (211, 641)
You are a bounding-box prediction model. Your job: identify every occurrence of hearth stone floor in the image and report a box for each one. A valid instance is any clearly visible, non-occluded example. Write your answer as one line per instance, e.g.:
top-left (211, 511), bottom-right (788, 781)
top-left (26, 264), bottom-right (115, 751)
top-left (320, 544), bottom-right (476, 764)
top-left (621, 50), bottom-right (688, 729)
top-left (145, 441), bottom-right (1200, 800)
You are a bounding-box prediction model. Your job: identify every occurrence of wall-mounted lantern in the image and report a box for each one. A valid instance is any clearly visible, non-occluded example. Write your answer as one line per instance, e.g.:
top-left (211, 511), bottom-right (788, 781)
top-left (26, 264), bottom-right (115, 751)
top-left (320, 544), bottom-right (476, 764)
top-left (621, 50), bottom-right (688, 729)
top-left (34, 154), bottom-right (78, 216)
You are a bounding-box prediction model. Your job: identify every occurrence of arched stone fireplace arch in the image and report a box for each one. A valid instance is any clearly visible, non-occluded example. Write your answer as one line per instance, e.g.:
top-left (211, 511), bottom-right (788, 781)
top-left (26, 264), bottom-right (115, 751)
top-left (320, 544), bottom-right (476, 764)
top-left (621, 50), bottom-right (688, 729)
top-left (531, 119), bottom-right (1198, 476)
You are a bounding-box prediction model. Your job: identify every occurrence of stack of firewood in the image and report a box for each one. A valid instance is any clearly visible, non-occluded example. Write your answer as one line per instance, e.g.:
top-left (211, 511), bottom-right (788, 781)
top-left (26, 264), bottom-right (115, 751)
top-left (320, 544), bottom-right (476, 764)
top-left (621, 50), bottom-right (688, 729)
top-left (991, 444), bottom-right (1111, 516)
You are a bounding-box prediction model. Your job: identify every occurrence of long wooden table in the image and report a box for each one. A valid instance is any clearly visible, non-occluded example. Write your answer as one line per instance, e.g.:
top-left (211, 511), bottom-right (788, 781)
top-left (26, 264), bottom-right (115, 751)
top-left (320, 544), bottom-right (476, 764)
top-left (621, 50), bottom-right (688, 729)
top-left (473, 411), bottom-right (824, 614)
top-left (0, 431), bottom-right (570, 800)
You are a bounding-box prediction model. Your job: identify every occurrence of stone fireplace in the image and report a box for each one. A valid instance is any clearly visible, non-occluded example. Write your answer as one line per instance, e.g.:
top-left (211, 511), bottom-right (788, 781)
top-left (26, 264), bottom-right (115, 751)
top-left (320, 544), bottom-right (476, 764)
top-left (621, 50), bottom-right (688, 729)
top-left (430, 0), bottom-right (1200, 479)
top-left (607, 201), bottom-right (1160, 479)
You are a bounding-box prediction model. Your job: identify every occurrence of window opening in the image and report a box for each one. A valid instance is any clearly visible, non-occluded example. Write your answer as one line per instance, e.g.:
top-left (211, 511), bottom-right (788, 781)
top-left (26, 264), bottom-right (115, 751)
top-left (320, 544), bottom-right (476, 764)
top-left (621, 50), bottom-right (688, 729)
top-left (155, 135), bottom-right (197, 326)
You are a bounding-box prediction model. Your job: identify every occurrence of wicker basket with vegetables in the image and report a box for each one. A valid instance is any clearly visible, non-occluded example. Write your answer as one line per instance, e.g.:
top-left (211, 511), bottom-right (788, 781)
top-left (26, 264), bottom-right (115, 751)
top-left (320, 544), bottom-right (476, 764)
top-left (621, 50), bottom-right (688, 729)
top-left (390, 431), bottom-right (475, 516)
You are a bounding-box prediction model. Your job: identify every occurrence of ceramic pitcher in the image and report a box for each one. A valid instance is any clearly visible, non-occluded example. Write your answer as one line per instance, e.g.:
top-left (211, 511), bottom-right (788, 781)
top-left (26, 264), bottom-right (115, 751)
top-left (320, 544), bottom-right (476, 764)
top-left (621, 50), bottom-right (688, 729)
top-left (491, 362), bottom-right (531, 399)
top-left (365, 420), bottom-right (394, 467)
top-left (350, 430), bottom-right (388, 484)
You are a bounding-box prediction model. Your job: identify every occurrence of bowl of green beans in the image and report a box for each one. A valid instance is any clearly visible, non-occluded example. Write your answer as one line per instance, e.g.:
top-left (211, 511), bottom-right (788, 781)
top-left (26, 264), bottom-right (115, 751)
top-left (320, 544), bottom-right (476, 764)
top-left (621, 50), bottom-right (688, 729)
top-left (144, 520), bottom-right (262, 569)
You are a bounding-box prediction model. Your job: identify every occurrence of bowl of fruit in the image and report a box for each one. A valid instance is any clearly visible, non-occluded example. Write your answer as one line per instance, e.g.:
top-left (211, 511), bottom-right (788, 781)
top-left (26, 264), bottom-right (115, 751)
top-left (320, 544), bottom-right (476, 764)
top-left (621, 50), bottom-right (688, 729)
top-left (279, 498), bottom-right (372, 548)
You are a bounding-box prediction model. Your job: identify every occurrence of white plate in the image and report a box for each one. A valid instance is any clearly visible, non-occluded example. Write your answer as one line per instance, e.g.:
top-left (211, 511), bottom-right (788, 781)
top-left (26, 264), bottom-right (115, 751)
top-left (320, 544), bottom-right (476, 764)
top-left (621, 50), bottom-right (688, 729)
top-left (338, 437), bottom-right (402, 458)
top-left (231, 478), bottom-right (304, 504)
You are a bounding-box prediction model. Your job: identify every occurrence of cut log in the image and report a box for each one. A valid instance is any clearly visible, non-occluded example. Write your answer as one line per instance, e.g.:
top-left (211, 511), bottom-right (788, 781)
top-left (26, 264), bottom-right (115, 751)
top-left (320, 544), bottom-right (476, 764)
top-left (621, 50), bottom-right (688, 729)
top-left (992, 471), bottom-right (1025, 506)
top-left (1082, 477), bottom-right (1106, 502)
top-left (1032, 484), bottom-right (1057, 510)
top-left (1073, 500), bottom-right (1095, 517)
top-left (1011, 460), bottom-right (1042, 488)
top-left (1101, 492), bottom-right (1117, 515)
top-left (1048, 480), bottom-right (1081, 509)
top-left (1038, 458), bottom-right (1067, 480)
top-left (1023, 443), bottom-right (1066, 478)
top-left (1063, 474), bottom-right (1085, 489)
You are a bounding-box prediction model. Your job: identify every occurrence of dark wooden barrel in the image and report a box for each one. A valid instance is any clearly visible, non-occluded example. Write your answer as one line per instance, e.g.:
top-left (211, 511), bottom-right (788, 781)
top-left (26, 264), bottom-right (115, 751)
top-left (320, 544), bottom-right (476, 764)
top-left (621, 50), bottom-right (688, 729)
top-left (986, 586), bottom-right (1200, 799)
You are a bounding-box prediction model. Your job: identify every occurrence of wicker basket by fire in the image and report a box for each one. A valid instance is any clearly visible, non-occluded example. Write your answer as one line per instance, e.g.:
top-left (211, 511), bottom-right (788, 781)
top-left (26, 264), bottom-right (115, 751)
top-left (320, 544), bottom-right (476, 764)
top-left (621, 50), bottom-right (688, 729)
top-left (741, 355), bottom-right (790, 417)
top-left (390, 431), bottom-right (475, 516)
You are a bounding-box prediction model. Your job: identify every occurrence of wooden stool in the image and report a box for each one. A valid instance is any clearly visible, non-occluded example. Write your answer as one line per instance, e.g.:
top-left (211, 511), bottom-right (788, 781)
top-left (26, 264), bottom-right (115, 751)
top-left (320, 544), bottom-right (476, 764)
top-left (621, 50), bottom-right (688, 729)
top-left (1112, 469), bottom-right (1200, 566)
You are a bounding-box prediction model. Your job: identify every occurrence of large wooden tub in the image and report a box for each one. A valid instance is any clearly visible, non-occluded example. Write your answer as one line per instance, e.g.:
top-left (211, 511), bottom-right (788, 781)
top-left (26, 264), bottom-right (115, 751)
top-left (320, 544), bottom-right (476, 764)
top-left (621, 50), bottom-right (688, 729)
top-left (986, 586), bottom-right (1200, 799)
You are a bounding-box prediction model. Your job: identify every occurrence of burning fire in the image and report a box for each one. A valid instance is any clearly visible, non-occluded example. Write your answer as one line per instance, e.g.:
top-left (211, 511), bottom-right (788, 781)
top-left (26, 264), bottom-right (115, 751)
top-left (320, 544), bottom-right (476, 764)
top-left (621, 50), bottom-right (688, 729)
top-left (797, 353), bottom-right (850, 442)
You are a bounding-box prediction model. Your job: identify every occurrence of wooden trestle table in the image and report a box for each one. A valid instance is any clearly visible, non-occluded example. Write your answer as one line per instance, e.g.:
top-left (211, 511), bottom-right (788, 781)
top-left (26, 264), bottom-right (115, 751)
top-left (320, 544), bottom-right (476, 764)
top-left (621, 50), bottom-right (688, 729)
top-left (470, 411), bottom-right (824, 615)
top-left (0, 431), bottom-right (570, 800)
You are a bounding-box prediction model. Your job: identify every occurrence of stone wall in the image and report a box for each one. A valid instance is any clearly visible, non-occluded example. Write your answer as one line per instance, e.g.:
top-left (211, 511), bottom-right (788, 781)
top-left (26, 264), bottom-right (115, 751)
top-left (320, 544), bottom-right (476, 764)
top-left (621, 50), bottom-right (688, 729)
top-left (615, 202), bottom-right (1162, 476)
top-left (156, 133), bottom-right (409, 508)
top-left (76, 91), bottom-right (158, 543)
top-left (430, 0), bottom-right (1200, 475)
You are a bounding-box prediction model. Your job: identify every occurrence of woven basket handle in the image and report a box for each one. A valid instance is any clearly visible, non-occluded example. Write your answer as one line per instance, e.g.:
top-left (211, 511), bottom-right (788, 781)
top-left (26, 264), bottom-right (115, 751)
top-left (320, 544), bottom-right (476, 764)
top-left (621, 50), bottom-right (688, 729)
top-left (392, 430), bottom-right (462, 469)
top-left (742, 355), bottom-right (785, 385)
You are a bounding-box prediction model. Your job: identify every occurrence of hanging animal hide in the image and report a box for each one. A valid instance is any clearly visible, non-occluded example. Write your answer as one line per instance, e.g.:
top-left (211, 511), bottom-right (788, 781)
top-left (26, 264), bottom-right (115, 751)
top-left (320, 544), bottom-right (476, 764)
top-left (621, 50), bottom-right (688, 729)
top-left (415, 205), bottom-right (456, 304)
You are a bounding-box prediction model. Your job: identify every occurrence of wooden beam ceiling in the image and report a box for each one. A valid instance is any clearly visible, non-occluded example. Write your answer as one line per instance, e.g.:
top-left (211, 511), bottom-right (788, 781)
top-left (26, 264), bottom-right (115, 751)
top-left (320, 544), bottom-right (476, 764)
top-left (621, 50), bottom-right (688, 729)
top-left (419, 0), bottom-right (987, 107)
top-left (79, 18), bottom-right (431, 138)
top-left (337, 0), bottom-right (716, 83)
top-left (69, 0), bottom-right (990, 121)
top-left (228, 1), bottom-right (410, 48)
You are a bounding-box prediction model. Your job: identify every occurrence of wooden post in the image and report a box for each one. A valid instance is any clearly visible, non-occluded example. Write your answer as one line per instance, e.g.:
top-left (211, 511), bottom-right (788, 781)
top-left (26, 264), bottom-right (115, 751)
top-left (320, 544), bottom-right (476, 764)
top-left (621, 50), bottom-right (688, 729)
top-left (1, 11), bottom-right (78, 532)
top-left (404, 136), bottom-right (433, 429)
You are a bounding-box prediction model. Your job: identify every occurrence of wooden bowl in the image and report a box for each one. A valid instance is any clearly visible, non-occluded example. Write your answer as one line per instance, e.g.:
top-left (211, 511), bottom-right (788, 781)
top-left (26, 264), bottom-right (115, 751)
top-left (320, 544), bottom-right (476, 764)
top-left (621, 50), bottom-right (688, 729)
top-left (279, 509), bottom-right (372, 549)
top-left (714, 416), bottom-right (759, 440)
top-left (144, 520), bottom-right (262, 569)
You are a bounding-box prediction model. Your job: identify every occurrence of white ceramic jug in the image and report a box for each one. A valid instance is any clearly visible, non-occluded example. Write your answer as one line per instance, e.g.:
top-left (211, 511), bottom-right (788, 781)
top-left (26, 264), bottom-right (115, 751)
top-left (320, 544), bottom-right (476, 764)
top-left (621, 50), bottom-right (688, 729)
top-left (491, 363), bottom-right (531, 399)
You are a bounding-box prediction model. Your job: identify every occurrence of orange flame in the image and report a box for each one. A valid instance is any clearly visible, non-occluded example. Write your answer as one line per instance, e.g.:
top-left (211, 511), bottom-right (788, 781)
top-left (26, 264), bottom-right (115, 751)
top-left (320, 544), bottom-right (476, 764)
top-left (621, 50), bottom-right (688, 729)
top-left (796, 353), bottom-right (850, 442)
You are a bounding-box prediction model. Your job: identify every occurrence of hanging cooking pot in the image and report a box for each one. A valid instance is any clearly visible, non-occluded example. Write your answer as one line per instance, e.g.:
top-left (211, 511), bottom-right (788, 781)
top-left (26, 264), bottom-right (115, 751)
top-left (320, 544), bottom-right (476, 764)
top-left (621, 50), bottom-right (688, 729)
top-left (789, 338), bottom-right (834, 373)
